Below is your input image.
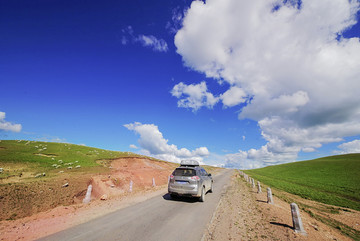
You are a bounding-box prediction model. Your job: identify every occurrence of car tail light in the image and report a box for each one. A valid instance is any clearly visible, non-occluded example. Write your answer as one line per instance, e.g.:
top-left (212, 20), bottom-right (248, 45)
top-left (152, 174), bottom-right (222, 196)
top-left (191, 176), bottom-right (200, 180)
top-left (170, 175), bottom-right (174, 179)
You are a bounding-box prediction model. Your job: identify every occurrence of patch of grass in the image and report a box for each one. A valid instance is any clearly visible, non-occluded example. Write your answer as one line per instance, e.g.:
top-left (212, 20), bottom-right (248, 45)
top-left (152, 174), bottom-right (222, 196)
top-left (302, 208), bottom-right (360, 240)
top-left (244, 154), bottom-right (360, 211)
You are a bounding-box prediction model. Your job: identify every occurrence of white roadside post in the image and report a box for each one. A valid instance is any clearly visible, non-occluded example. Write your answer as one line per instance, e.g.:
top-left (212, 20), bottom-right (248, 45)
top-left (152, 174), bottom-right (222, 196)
top-left (252, 178), bottom-right (255, 188)
top-left (291, 203), bottom-right (307, 235)
top-left (257, 181), bottom-right (262, 193)
top-left (83, 184), bottom-right (92, 204)
top-left (152, 177), bottom-right (156, 187)
top-left (267, 187), bottom-right (274, 204)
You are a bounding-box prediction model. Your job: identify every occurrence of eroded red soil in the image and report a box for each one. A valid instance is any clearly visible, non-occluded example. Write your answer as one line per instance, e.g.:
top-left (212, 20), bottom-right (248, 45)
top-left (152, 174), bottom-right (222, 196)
top-left (0, 158), bottom-right (178, 241)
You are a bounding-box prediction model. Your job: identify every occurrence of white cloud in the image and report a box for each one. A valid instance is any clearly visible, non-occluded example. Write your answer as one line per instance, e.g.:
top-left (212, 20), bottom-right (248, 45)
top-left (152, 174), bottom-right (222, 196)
top-left (121, 36), bottom-right (128, 45)
top-left (221, 86), bottom-right (248, 107)
top-left (136, 35), bottom-right (168, 52)
top-left (121, 26), bottom-right (168, 52)
top-left (174, 0), bottom-right (360, 168)
top-left (129, 144), bottom-right (138, 149)
top-left (124, 122), bottom-right (210, 163)
top-left (166, 6), bottom-right (185, 33)
top-left (171, 81), bottom-right (219, 111)
top-left (0, 111), bottom-right (22, 132)
top-left (239, 91), bottom-right (310, 120)
top-left (335, 139), bottom-right (360, 154)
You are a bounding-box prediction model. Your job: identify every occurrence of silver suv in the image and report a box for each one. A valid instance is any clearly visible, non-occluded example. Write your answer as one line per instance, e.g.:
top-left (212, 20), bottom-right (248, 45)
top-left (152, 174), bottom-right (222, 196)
top-left (168, 160), bottom-right (213, 202)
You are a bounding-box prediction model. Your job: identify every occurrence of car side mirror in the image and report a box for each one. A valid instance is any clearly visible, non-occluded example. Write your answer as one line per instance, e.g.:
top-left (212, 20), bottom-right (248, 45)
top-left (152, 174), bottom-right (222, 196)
top-left (208, 173), bottom-right (212, 177)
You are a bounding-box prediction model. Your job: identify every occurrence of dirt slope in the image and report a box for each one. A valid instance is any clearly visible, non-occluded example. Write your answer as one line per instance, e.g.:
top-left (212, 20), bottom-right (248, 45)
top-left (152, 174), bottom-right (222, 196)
top-left (0, 157), bottom-right (179, 240)
top-left (0, 158), bottom-right (177, 220)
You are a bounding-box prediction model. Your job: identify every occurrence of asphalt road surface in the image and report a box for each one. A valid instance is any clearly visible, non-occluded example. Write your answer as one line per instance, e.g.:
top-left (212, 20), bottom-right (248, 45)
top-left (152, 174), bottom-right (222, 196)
top-left (38, 169), bottom-right (233, 241)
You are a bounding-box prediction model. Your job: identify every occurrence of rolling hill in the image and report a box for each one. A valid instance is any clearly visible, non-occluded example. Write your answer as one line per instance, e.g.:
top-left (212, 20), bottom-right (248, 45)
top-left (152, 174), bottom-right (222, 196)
top-left (244, 154), bottom-right (360, 211)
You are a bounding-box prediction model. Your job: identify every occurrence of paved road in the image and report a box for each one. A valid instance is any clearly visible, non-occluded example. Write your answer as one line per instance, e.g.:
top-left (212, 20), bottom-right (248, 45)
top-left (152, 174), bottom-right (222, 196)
top-left (38, 169), bottom-right (233, 241)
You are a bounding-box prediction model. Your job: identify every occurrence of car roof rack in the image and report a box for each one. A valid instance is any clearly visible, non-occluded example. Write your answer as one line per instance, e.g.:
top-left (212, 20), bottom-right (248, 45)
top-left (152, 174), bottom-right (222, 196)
top-left (180, 160), bottom-right (200, 167)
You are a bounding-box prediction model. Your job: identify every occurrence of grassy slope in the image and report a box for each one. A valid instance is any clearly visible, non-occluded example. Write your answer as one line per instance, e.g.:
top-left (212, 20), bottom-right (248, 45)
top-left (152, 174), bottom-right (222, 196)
top-left (244, 154), bottom-right (360, 211)
top-left (0, 140), bottom-right (174, 220)
top-left (0, 140), bottom-right (150, 177)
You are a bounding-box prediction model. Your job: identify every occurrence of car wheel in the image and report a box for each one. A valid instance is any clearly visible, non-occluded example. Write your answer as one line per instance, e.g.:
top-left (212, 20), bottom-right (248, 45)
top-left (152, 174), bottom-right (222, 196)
top-left (209, 182), bottom-right (213, 193)
top-left (199, 187), bottom-right (205, 202)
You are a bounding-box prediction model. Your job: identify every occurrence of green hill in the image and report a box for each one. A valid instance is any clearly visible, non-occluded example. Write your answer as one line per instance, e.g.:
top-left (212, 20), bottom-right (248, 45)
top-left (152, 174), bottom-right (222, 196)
top-left (244, 154), bottom-right (360, 211)
top-left (0, 140), bottom-right (143, 178)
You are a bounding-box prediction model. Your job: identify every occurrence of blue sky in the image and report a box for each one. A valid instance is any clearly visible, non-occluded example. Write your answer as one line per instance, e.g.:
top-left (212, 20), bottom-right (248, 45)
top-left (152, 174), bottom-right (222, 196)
top-left (1, 0), bottom-right (360, 169)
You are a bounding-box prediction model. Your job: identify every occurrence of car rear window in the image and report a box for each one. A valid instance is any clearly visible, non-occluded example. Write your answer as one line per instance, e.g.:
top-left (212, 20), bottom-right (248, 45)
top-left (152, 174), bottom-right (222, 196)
top-left (173, 168), bottom-right (196, 176)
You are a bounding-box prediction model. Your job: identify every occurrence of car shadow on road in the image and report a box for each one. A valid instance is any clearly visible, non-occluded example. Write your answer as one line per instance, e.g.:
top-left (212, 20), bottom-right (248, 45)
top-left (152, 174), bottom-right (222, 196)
top-left (162, 193), bottom-right (199, 203)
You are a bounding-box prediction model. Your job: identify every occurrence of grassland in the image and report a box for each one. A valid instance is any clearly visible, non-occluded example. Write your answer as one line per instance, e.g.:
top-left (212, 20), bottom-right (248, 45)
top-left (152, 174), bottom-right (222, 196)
top-left (0, 140), bottom-right (152, 178)
top-left (244, 154), bottom-right (360, 211)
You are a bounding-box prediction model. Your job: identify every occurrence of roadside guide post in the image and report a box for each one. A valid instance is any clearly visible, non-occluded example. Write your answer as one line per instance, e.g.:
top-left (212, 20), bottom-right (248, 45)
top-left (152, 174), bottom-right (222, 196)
top-left (257, 181), bottom-right (262, 193)
top-left (267, 187), bottom-right (274, 204)
top-left (83, 184), bottom-right (92, 204)
top-left (291, 203), bottom-right (307, 235)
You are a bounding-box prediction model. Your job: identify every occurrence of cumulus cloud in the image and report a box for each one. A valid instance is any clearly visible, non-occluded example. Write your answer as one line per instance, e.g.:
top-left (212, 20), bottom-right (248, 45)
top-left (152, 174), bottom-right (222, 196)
top-left (171, 81), bottom-right (219, 111)
top-left (174, 0), bottom-right (360, 168)
top-left (121, 26), bottom-right (168, 52)
top-left (0, 111), bottom-right (22, 132)
top-left (221, 86), bottom-right (248, 107)
top-left (124, 122), bottom-right (210, 163)
top-left (334, 139), bottom-right (360, 154)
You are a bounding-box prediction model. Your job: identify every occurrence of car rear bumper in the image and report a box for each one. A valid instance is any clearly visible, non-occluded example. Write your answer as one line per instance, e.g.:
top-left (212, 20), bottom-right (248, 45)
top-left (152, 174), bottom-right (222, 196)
top-left (168, 184), bottom-right (201, 197)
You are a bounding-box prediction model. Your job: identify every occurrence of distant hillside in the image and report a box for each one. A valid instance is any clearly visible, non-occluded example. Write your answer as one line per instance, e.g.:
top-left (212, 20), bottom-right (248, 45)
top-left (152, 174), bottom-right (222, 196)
top-left (244, 154), bottom-right (360, 211)
top-left (0, 140), bottom-right (151, 178)
top-left (0, 140), bottom-right (219, 179)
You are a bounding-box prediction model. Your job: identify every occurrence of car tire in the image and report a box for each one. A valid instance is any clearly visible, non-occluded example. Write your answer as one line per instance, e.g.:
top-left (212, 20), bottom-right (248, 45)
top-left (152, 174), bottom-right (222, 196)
top-left (209, 182), bottom-right (213, 193)
top-left (199, 187), bottom-right (205, 202)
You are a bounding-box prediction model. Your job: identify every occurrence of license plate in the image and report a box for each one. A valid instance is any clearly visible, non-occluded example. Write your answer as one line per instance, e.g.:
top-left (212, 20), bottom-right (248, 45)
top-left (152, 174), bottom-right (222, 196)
top-left (176, 181), bottom-right (188, 184)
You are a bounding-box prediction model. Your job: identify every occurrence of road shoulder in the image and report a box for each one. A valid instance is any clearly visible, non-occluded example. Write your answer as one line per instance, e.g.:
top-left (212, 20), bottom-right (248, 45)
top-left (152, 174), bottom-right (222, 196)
top-left (202, 172), bottom-right (352, 241)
